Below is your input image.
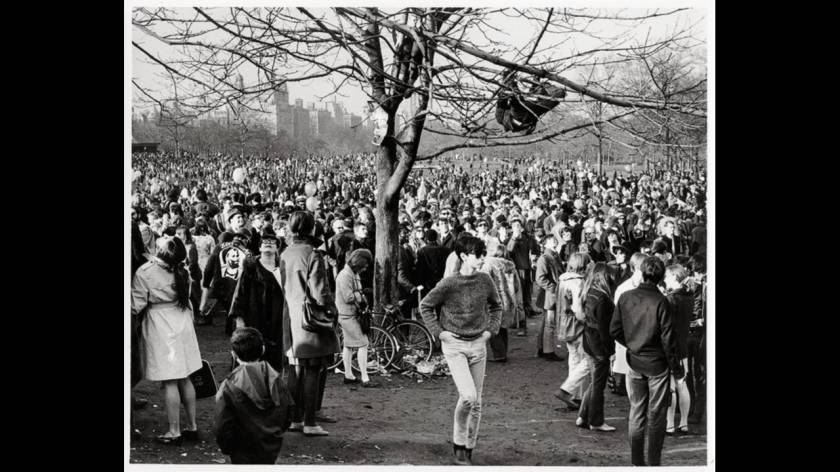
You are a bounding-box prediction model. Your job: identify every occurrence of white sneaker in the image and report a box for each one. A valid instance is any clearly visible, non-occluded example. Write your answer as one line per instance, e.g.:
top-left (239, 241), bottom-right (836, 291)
top-left (590, 423), bottom-right (617, 432)
top-left (303, 425), bottom-right (329, 436)
top-left (575, 417), bottom-right (585, 427)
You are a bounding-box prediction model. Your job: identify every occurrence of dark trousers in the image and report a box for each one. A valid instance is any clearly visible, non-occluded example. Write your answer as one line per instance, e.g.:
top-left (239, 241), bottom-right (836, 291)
top-left (517, 269), bottom-right (534, 316)
top-left (686, 331), bottom-right (706, 419)
top-left (578, 354), bottom-right (610, 427)
top-left (230, 445), bottom-right (282, 464)
top-left (626, 367), bottom-right (671, 466)
top-left (287, 365), bottom-right (323, 426)
top-left (487, 327), bottom-right (508, 360)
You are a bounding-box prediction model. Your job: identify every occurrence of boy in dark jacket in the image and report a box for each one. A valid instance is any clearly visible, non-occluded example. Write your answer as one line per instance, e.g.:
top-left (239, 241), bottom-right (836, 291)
top-left (214, 328), bottom-right (294, 464)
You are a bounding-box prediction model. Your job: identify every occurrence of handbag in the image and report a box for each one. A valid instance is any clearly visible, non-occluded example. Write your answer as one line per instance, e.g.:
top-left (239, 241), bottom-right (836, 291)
top-left (189, 359), bottom-right (218, 399)
top-left (299, 250), bottom-right (337, 333)
top-left (353, 277), bottom-right (372, 336)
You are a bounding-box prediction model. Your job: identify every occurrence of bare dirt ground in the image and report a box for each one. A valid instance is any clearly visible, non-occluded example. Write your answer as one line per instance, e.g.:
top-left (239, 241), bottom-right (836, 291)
top-left (129, 313), bottom-right (707, 466)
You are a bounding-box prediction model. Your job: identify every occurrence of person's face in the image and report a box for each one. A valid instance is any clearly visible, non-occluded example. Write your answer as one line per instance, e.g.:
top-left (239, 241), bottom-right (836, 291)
top-left (664, 222), bottom-right (675, 237)
top-left (641, 246), bottom-right (651, 255)
top-left (461, 251), bottom-right (486, 271)
top-left (223, 200), bottom-right (232, 211)
top-left (664, 272), bottom-right (679, 289)
top-left (252, 217), bottom-right (265, 230)
top-left (354, 225), bottom-right (368, 239)
top-left (175, 228), bottom-right (188, 241)
top-left (544, 238), bottom-right (557, 251)
top-left (438, 219), bottom-right (450, 233)
top-left (614, 251), bottom-right (626, 264)
top-left (230, 214), bottom-right (245, 230)
top-left (608, 233), bottom-right (619, 244)
top-left (131, 209), bottom-right (138, 222)
top-left (511, 222), bottom-right (523, 235)
top-left (260, 239), bottom-right (278, 256)
top-left (477, 223), bottom-right (487, 234)
top-left (332, 221), bottom-right (345, 234)
top-left (562, 231), bottom-right (572, 242)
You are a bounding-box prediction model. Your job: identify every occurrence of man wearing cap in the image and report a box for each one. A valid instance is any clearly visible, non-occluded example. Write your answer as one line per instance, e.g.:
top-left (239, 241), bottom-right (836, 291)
top-left (506, 216), bottom-right (541, 318)
top-left (437, 210), bottom-right (457, 251)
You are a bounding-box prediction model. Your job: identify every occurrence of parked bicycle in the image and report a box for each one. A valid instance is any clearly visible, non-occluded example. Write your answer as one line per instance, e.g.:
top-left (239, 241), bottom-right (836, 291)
top-left (330, 301), bottom-right (434, 375)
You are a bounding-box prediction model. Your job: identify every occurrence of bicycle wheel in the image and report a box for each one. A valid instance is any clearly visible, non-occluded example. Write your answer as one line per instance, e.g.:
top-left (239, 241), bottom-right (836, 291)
top-left (351, 326), bottom-right (397, 375)
top-left (328, 324), bottom-right (344, 371)
top-left (390, 319), bottom-right (434, 371)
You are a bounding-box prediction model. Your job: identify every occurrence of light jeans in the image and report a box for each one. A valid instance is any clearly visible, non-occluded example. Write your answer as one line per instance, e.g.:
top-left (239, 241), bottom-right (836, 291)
top-left (441, 337), bottom-right (487, 449)
top-left (561, 337), bottom-right (590, 399)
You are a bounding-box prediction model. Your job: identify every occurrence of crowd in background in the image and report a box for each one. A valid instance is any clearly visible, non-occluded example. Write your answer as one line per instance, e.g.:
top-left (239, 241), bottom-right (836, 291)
top-left (130, 150), bottom-right (707, 466)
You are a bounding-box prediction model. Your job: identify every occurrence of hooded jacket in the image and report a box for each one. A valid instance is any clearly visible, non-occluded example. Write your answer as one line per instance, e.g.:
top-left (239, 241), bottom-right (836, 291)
top-left (214, 361), bottom-right (295, 463)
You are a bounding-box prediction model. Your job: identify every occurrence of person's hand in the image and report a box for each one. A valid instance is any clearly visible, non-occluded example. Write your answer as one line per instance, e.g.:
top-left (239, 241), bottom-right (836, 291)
top-left (439, 331), bottom-right (456, 343)
top-left (480, 330), bottom-right (491, 342)
top-left (235, 317), bottom-right (245, 329)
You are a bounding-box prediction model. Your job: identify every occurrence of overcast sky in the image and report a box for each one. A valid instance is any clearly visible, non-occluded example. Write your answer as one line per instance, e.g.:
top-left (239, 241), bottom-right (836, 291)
top-left (131, 3), bottom-right (707, 116)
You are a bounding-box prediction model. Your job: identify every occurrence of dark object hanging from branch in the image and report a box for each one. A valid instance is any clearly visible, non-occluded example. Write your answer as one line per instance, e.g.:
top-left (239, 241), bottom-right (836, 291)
top-left (495, 71), bottom-right (566, 135)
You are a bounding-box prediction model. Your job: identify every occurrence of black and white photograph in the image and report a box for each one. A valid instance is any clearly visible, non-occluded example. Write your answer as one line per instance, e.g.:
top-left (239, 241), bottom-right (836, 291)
top-left (128, 1), bottom-right (711, 467)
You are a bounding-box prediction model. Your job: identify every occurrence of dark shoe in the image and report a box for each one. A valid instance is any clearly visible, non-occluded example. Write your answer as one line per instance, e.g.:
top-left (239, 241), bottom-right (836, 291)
top-left (182, 429), bottom-right (199, 441)
top-left (155, 435), bottom-right (182, 446)
top-left (361, 381), bottom-right (381, 388)
top-left (665, 428), bottom-right (676, 436)
top-left (678, 425), bottom-right (691, 435)
top-left (488, 358), bottom-right (508, 363)
top-left (315, 414), bottom-right (337, 424)
top-left (453, 445), bottom-right (470, 465)
top-left (343, 377), bottom-right (360, 384)
top-left (575, 417), bottom-right (589, 429)
top-left (554, 389), bottom-right (578, 409)
top-left (466, 448), bottom-right (473, 462)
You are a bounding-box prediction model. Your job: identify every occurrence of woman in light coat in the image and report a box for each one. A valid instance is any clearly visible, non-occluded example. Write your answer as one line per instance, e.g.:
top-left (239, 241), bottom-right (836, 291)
top-left (479, 237), bottom-right (524, 362)
top-left (131, 236), bottom-right (202, 445)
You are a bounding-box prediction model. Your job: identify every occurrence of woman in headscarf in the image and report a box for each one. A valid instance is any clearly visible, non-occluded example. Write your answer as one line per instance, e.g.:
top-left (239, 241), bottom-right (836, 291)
top-left (131, 236), bottom-right (203, 445)
top-left (479, 237), bottom-right (524, 361)
top-left (335, 248), bottom-right (380, 387)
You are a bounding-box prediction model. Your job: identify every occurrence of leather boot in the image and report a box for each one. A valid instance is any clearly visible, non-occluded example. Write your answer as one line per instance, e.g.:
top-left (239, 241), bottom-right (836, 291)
top-left (453, 444), bottom-right (470, 465)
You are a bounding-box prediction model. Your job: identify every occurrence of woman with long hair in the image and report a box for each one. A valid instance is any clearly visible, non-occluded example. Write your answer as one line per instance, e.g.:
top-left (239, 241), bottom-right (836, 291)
top-left (576, 262), bottom-right (618, 431)
top-left (175, 225), bottom-right (202, 321)
top-left (131, 236), bottom-right (202, 445)
top-left (281, 211), bottom-right (340, 436)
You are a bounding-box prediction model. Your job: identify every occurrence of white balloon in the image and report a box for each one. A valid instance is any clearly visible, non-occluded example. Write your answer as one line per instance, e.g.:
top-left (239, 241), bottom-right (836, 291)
top-left (233, 167), bottom-right (246, 184)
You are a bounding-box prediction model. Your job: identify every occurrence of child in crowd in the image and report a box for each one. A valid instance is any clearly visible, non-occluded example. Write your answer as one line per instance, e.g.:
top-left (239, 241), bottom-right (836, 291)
top-left (214, 328), bottom-right (294, 464)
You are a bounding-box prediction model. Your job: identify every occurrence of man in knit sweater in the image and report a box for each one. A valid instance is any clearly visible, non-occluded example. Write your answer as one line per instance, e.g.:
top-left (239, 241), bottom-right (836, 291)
top-left (419, 236), bottom-right (502, 466)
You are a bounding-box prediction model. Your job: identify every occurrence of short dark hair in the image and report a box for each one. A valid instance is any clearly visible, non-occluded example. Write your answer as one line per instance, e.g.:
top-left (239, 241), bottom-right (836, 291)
top-left (640, 256), bottom-right (665, 284)
top-left (454, 235), bottom-right (486, 259)
top-left (230, 327), bottom-right (264, 362)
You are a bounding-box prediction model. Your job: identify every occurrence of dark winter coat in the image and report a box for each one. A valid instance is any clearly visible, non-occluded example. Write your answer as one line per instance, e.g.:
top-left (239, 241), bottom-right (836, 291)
top-left (229, 259), bottom-right (286, 369)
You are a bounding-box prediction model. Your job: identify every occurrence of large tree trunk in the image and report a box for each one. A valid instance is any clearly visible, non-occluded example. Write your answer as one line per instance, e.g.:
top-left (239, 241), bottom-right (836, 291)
top-left (373, 135), bottom-right (401, 312)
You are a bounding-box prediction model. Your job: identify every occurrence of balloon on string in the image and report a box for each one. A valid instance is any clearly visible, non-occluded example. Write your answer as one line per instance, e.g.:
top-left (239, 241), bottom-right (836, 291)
top-left (233, 167), bottom-right (246, 184)
top-left (304, 181), bottom-right (317, 197)
top-left (305, 196), bottom-right (320, 212)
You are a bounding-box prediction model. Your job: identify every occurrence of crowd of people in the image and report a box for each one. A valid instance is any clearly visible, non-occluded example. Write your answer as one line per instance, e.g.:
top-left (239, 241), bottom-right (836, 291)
top-left (130, 150), bottom-right (707, 466)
